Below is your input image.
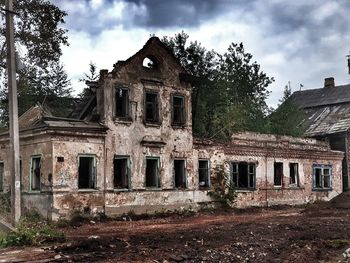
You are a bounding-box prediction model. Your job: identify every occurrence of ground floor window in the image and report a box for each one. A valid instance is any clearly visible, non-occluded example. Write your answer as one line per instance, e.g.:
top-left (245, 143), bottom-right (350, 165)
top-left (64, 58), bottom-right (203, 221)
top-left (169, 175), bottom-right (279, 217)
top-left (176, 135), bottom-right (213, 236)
top-left (145, 157), bottom-right (160, 188)
top-left (0, 162), bottom-right (3, 192)
top-left (78, 155), bottom-right (96, 189)
top-left (313, 165), bottom-right (332, 190)
top-left (30, 156), bottom-right (41, 191)
top-left (274, 162), bottom-right (283, 187)
top-left (198, 160), bottom-right (210, 188)
top-left (289, 163), bottom-right (299, 187)
top-left (174, 159), bottom-right (186, 188)
top-left (231, 162), bottom-right (255, 190)
top-left (114, 156), bottom-right (130, 189)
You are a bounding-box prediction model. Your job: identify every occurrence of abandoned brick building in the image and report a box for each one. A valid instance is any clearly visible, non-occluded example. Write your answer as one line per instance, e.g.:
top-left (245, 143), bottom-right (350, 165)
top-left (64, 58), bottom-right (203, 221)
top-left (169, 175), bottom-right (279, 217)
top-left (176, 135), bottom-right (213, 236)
top-left (289, 77), bottom-right (350, 191)
top-left (0, 38), bottom-right (344, 219)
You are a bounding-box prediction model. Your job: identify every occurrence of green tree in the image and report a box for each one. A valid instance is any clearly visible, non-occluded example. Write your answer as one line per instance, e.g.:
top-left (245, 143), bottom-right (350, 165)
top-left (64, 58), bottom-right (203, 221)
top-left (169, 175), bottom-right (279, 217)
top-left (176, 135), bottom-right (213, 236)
top-left (265, 85), bottom-right (305, 136)
top-left (78, 62), bottom-right (99, 101)
top-left (162, 32), bottom-right (274, 140)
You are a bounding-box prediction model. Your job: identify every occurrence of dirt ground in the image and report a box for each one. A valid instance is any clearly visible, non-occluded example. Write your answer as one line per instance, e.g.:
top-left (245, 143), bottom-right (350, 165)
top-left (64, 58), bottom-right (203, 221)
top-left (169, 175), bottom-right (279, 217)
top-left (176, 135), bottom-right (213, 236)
top-left (1, 202), bottom-right (350, 263)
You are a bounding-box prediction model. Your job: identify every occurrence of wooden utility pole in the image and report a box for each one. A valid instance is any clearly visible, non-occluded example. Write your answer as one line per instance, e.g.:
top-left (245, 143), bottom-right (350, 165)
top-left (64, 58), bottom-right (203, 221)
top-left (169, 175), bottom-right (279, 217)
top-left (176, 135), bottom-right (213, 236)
top-left (5, 0), bottom-right (21, 224)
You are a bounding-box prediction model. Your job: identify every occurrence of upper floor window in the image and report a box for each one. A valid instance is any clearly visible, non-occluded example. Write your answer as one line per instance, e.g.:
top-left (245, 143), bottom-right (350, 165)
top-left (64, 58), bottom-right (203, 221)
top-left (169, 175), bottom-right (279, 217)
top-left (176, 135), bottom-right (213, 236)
top-left (231, 162), bottom-right (255, 190)
top-left (115, 87), bottom-right (130, 119)
top-left (30, 156), bottom-right (41, 191)
top-left (313, 165), bottom-right (332, 190)
top-left (172, 95), bottom-right (186, 125)
top-left (144, 91), bottom-right (159, 123)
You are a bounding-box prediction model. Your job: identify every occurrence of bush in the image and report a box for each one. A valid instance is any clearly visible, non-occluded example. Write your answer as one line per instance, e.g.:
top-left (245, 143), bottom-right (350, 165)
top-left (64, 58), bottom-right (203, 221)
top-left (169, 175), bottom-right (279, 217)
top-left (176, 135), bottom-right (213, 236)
top-left (0, 210), bottom-right (65, 247)
top-left (0, 192), bottom-right (11, 214)
top-left (208, 164), bottom-right (237, 208)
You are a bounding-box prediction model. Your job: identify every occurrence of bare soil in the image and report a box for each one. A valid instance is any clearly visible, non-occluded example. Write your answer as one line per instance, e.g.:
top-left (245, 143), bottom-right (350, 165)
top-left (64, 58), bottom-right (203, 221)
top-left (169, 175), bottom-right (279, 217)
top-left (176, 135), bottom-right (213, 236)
top-left (1, 202), bottom-right (350, 263)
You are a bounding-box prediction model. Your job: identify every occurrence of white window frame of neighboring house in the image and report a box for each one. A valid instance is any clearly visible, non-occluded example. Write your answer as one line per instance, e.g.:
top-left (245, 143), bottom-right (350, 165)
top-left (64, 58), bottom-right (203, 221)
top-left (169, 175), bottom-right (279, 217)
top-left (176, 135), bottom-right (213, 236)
top-left (78, 154), bottom-right (97, 190)
top-left (30, 155), bottom-right (42, 192)
top-left (313, 164), bottom-right (332, 190)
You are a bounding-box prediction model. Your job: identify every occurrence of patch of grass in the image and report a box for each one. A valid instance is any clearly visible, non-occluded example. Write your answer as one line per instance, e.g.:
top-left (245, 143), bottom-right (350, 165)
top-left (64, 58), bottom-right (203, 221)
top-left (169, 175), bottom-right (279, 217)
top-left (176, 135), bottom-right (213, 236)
top-left (0, 211), bottom-right (65, 248)
top-left (327, 239), bottom-right (350, 248)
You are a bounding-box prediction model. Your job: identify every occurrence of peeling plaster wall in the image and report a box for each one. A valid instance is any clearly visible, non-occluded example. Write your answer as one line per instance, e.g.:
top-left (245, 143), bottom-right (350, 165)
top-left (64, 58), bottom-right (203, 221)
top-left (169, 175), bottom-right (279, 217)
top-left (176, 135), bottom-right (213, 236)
top-left (193, 133), bottom-right (343, 208)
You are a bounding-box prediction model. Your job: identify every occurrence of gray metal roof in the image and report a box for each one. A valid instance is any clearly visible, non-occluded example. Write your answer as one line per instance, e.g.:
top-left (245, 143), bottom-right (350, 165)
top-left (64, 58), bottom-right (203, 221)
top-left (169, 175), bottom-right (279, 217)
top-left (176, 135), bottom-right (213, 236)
top-left (288, 84), bottom-right (350, 136)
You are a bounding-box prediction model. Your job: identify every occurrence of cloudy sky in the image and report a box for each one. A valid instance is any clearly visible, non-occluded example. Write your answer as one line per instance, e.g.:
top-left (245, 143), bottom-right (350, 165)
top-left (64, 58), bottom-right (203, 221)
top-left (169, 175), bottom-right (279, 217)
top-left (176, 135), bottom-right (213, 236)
top-left (52, 0), bottom-right (350, 107)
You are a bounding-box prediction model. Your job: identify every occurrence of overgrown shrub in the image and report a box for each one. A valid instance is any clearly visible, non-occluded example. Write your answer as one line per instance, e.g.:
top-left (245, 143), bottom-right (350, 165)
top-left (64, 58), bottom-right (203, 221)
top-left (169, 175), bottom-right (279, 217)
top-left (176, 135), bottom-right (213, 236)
top-left (0, 191), bottom-right (11, 214)
top-left (0, 210), bottom-right (65, 247)
top-left (208, 164), bottom-right (237, 208)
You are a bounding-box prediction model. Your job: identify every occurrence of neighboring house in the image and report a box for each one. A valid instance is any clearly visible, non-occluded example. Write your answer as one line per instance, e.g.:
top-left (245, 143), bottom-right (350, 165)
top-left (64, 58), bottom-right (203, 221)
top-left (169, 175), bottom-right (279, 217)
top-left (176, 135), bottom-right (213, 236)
top-left (289, 77), bottom-right (350, 190)
top-left (0, 38), bottom-right (344, 220)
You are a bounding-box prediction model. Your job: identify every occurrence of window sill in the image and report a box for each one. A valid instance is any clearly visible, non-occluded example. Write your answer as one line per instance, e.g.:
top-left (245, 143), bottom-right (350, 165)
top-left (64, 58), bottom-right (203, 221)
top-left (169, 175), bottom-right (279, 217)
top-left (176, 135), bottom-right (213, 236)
top-left (144, 187), bottom-right (162, 191)
top-left (113, 188), bottom-right (131, 192)
top-left (114, 118), bottom-right (133, 125)
top-left (144, 122), bottom-right (161, 127)
top-left (78, 189), bottom-right (99, 193)
top-left (199, 186), bottom-right (211, 190)
top-left (312, 188), bottom-right (332, 192)
top-left (236, 189), bottom-right (256, 192)
top-left (172, 123), bottom-right (187, 129)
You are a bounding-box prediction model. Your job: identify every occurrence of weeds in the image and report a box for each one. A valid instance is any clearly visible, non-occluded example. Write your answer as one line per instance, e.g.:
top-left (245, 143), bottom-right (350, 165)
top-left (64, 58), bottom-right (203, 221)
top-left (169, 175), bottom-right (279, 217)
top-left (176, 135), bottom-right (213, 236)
top-left (0, 210), bottom-right (65, 248)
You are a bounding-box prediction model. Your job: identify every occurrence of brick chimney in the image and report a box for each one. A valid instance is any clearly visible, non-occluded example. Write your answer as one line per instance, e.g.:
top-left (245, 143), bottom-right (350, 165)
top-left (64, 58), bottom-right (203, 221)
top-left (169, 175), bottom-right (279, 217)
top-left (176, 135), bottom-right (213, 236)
top-left (324, 77), bottom-right (335, 88)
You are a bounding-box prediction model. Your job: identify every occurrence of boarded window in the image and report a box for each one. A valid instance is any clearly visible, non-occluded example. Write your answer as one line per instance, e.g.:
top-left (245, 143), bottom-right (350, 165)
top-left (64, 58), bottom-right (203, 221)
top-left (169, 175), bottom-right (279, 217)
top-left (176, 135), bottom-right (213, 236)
top-left (289, 163), bottom-right (299, 186)
top-left (0, 162), bottom-right (3, 192)
top-left (231, 162), bottom-right (255, 190)
top-left (145, 158), bottom-right (160, 188)
top-left (145, 92), bottom-right (159, 123)
top-left (31, 156), bottom-right (41, 191)
top-left (78, 156), bottom-right (96, 189)
top-left (198, 160), bottom-right (210, 188)
top-left (115, 87), bottom-right (129, 118)
top-left (174, 160), bottom-right (186, 188)
top-left (274, 162), bottom-right (283, 187)
top-left (313, 165), bottom-right (332, 190)
top-left (172, 95), bottom-right (185, 125)
top-left (114, 157), bottom-right (130, 189)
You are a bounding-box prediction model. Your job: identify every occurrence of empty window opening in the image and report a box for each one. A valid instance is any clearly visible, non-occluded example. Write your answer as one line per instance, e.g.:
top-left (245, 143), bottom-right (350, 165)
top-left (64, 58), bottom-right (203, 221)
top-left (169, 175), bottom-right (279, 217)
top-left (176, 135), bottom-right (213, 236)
top-left (145, 92), bottom-right (159, 123)
top-left (274, 162), bottom-right (283, 187)
top-left (172, 96), bottom-right (185, 125)
top-left (289, 163), bottom-right (299, 186)
top-left (31, 156), bottom-right (41, 191)
top-left (115, 87), bottom-right (129, 118)
top-left (142, 57), bottom-right (156, 69)
top-left (78, 156), bottom-right (96, 189)
top-left (0, 162), bottom-right (3, 192)
top-left (232, 162), bottom-right (255, 189)
top-left (114, 157), bottom-right (130, 189)
top-left (198, 160), bottom-right (210, 188)
top-left (313, 165), bottom-right (332, 190)
top-left (145, 158), bottom-right (159, 188)
top-left (174, 160), bottom-right (186, 188)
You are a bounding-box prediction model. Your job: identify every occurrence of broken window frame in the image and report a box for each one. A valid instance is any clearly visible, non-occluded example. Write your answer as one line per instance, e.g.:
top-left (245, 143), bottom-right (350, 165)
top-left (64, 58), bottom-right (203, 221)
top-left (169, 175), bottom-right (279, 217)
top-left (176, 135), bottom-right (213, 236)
top-left (145, 157), bottom-right (160, 188)
top-left (198, 159), bottom-right (210, 188)
top-left (30, 155), bottom-right (41, 191)
top-left (115, 86), bottom-right (131, 120)
top-left (172, 94), bottom-right (186, 126)
top-left (174, 159), bottom-right (187, 189)
top-left (144, 90), bottom-right (160, 124)
top-left (274, 162), bottom-right (283, 187)
top-left (142, 56), bottom-right (158, 70)
top-left (313, 164), bottom-right (332, 190)
top-left (0, 162), bottom-right (3, 192)
top-left (113, 155), bottom-right (131, 190)
top-left (289, 163), bottom-right (299, 187)
top-left (78, 154), bottom-right (97, 190)
top-left (231, 162), bottom-right (256, 190)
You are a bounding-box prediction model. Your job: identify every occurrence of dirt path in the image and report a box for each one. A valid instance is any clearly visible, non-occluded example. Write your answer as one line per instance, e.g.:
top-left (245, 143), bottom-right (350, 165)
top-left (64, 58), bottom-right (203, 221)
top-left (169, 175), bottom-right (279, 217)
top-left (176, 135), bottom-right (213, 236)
top-left (1, 205), bottom-right (350, 263)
